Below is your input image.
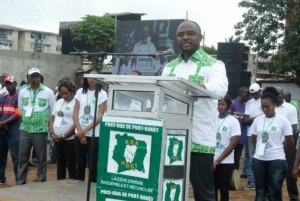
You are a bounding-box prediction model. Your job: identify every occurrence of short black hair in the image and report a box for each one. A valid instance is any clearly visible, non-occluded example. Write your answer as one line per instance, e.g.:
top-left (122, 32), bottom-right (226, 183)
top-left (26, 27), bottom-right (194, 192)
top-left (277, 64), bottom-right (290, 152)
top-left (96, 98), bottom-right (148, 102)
top-left (82, 69), bottom-right (100, 94)
top-left (219, 94), bottom-right (232, 110)
top-left (262, 87), bottom-right (278, 103)
top-left (177, 20), bottom-right (202, 35)
top-left (238, 87), bottom-right (249, 95)
top-left (59, 79), bottom-right (76, 94)
top-left (130, 70), bottom-right (142, 75)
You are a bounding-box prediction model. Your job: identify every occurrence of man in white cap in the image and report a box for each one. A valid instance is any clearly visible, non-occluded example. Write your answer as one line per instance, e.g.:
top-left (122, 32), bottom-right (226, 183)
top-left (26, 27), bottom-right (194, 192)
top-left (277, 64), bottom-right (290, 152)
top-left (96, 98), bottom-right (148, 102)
top-left (242, 82), bottom-right (264, 190)
top-left (17, 67), bottom-right (55, 185)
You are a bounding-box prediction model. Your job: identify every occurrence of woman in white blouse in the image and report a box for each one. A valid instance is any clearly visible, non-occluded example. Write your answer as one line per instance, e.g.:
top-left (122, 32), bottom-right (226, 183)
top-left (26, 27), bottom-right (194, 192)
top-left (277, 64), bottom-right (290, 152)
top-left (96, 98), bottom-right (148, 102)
top-left (49, 80), bottom-right (77, 180)
top-left (251, 87), bottom-right (293, 201)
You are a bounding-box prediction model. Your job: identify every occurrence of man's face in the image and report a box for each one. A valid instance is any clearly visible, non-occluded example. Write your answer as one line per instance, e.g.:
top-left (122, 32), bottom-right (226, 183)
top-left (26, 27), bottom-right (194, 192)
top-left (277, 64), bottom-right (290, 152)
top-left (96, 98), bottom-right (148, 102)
top-left (5, 81), bottom-right (16, 94)
top-left (28, 73), bottom-right (41, 85)
top-left (239, 89), bottom-right (250, 102)
top-left (277, 91), bottom-right (284, 104)
top-left (283, 92), bottom-right (291, 103)
top-left (275, 87), bottom-right (284, 104)
top-left (142, 27), bottom-right (149, 41)
top-left (251, 91), bottom-right (261, 100)
top-left (176, 22), bottom-right (201, 55)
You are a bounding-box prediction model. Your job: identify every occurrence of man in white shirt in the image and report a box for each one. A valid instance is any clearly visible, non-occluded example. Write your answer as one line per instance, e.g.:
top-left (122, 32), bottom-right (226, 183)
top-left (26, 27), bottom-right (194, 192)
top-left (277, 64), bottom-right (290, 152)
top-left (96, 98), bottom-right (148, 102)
top-left (131, 26), bottom-right (158, 72)
top-left (276, 87), bottom-right (298, 201)
top-left (162, 20), bottom-right (228, 201)
top-left (243, 83), bottom-right (264, 190)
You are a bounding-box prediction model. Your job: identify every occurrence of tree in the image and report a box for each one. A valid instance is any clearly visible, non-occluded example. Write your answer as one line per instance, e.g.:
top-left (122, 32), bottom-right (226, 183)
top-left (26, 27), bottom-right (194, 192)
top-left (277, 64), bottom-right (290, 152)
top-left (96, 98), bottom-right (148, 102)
top-left (224, 36), bottom-right (240, 43)
top-left (234, 0), bottom-right (300, 73)
top-left (234, 0), bottom-right (288, 57)
top-left (71, 15), bottom-right (115, 70)
top-left (202, 45), bottom-right (217, 55)
top-left (272, 3), bottom-right (300, 74)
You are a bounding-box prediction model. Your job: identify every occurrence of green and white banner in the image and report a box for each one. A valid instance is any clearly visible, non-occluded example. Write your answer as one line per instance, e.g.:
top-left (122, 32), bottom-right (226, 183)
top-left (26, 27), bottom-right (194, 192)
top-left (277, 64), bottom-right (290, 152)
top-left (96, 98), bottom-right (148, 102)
top-left (97, 116), bottom-right (163, 201)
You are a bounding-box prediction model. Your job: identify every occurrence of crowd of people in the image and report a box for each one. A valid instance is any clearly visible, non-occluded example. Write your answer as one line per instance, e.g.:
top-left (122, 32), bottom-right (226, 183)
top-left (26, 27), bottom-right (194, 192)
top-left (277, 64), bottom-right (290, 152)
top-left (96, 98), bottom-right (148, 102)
top-left (0, 20), bottom-right (300, 201)
top-left (0, 68), bottom-right (108, 185)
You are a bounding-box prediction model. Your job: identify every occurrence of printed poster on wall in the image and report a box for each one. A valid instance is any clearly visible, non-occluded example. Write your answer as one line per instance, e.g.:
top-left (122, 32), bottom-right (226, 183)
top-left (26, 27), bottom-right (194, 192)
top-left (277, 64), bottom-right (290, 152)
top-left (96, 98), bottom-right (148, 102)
top-left (97, 115), bottom-right (163, 201)
top-left (162, 179), bottom-right (183, 201)
top-left (164, 134), bottom-right (186, 166)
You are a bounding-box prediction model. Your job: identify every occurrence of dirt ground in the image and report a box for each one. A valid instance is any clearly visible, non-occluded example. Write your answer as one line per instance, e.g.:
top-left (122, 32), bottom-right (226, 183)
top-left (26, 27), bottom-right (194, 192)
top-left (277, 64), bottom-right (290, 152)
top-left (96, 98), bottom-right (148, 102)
top-left (0, 155), bottom-right (298, 201)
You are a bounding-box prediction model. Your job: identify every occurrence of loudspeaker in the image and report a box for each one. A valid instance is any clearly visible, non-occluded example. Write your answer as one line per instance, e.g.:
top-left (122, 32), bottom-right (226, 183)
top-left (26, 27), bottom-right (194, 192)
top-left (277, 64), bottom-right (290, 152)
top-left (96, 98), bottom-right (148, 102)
top-left (217, 43), bottom-right (252, 98)
top-left (227, 84), bottom-right (240, 99)
top-left (218, 43), bottom-right (245, 52)
top-left (227, 70), bottom-right (251, 87)
top-left (217, 43), bottom-right (249, 71)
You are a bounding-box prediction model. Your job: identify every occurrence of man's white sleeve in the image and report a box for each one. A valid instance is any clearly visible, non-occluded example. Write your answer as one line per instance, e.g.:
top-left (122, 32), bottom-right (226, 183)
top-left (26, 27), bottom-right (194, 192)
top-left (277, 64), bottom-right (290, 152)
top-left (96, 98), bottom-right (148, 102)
top-left (203, 61), bottom-right (228, 99)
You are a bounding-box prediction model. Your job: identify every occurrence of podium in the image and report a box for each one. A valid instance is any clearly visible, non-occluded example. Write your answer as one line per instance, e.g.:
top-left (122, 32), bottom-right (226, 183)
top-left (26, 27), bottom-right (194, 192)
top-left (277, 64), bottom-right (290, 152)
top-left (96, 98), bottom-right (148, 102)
top-left (84, 74), bottom-right (220, 201)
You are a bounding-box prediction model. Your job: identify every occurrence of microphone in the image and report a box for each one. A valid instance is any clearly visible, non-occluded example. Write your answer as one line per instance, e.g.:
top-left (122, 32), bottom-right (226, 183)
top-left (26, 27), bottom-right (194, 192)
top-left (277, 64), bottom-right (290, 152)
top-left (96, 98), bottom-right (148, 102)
top-left (152, 48), bottom-right (175, 59)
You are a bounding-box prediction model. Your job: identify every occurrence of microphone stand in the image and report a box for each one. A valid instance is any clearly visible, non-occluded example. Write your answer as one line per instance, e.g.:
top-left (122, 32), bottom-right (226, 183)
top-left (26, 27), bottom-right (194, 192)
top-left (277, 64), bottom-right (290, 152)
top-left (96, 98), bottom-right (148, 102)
top-left (86, 83), bottom-right (100, 201)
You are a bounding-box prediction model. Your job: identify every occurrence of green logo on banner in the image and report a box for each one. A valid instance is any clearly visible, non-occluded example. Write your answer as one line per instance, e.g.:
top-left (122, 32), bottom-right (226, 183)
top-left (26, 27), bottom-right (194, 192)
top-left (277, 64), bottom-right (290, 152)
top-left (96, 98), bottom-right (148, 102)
top-left (112, 133), bottom-right (147, 173)
top-left (167, 137), bottom-right (183, 164)
top-left (164, 182), bottom-right (181, 201)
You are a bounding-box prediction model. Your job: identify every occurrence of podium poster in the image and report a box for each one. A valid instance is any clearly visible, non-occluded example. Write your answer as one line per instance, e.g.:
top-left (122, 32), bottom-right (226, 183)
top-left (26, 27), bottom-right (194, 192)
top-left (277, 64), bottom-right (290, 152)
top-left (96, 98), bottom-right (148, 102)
top-left (162, 180), bottom-right (183, 201)
top-left (97, 115), bottom-right (163, 201)
top-left (164, 134), bottom-right (186, 166)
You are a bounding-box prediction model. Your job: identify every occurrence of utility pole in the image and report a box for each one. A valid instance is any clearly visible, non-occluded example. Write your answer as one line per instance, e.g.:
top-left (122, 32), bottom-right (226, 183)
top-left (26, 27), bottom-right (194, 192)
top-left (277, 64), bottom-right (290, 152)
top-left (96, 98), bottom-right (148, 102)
top-left (202, 31), bottom-right (205, 47)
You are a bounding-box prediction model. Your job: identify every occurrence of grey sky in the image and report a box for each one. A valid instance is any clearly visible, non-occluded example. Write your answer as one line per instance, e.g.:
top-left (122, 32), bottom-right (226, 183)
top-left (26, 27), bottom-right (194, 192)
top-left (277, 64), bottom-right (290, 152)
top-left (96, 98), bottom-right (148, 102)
top-left (2, 0), bottom-right (244, 47)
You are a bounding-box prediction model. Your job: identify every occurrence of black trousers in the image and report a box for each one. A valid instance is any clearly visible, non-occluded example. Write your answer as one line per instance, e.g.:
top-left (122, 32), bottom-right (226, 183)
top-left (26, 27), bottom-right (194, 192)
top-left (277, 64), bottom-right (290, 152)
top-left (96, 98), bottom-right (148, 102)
top-left (190, 152), bottom-right (215, 201)
top-left (234, 144), bottom-right (244, 170)
top-left (56, 139), bottom-right (77, 180)
top-left (74, 136), bottom-right (99, 182)
top-left (285, 145), bottom-right (299, 201)
top-left (213, 163), bottom-right (234, 201)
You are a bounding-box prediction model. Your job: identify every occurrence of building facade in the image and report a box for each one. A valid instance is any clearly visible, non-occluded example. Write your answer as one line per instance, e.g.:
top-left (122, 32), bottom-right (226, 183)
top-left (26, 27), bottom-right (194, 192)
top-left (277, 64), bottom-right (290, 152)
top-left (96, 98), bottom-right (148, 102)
top-left (0, 24), bottom-right (61, 54)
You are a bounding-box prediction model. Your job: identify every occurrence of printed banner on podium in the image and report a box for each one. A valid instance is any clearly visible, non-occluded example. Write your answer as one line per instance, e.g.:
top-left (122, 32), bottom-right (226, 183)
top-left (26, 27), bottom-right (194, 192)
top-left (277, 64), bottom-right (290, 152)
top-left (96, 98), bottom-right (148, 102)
top-left (97, 116), bottom-right (163, 201)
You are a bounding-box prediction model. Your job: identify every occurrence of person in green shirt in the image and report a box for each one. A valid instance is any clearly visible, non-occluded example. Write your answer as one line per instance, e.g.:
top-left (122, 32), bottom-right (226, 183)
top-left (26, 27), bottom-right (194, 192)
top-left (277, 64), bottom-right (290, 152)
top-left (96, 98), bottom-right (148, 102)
top-left (17, 67), bottom-right (55, 185)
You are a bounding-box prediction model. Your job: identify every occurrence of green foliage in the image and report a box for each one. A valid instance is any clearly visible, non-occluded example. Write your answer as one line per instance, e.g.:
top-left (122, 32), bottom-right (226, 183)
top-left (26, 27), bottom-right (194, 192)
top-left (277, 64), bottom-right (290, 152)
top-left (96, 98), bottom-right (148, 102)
top-left (202, 45), bottom-right (217, 55)
top-left (71, 15), bottom-right (115, 51)
top-left (272, 4), bottom-right (300, 73)
top-left (71, 15), bottom-right (115, 71)
top-left (235, 0), bottom-right (300, 74)
top-left (225, 36), bottom-right (241, 43)
top-left (235, 0), bottom-right (288, 58)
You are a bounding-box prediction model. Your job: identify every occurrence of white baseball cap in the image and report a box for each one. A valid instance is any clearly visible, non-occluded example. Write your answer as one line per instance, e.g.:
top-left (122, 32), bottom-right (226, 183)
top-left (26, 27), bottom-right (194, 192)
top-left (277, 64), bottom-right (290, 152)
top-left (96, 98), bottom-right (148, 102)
top-left (249, 83), bottom-right (261, 93)
top-left (27, 67), bottom-right (41, 75)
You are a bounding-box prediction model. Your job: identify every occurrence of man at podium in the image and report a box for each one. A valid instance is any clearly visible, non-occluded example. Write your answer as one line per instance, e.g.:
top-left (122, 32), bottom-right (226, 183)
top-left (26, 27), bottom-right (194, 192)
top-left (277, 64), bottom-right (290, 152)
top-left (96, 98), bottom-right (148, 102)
top-left (162, 20), bottom-right (228, 201)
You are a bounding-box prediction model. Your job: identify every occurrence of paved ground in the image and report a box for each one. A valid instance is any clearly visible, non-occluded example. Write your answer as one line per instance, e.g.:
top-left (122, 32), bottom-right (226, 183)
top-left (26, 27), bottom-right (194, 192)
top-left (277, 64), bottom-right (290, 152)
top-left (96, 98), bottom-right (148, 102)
top-left (0, 179), bottom-right (195, 201)
top-left (0, 179), bottom-right (96, 201)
